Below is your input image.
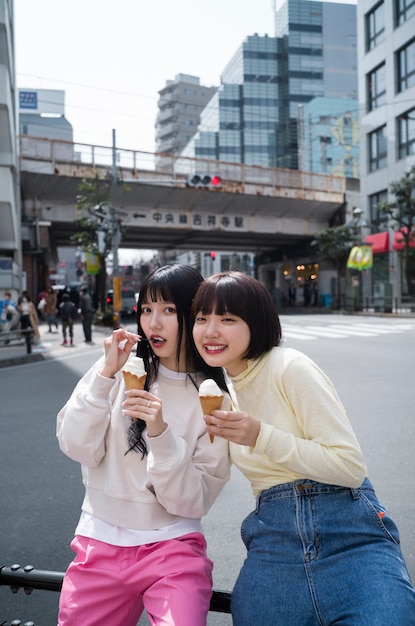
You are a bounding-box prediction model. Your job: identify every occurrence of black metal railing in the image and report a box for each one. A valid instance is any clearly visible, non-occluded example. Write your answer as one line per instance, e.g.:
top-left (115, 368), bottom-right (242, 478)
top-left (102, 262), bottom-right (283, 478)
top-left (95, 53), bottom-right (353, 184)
top-left (0, 328), bottom-right (34, 354)
top-left (320, 295), bottom-right (415, 315)
top-left (0, 563), bottom-right (232, 624)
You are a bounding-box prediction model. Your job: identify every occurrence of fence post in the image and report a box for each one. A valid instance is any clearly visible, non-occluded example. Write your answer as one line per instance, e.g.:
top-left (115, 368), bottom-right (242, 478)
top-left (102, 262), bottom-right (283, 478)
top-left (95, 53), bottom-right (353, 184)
top-left (25, 329), bottom-right (32, 354)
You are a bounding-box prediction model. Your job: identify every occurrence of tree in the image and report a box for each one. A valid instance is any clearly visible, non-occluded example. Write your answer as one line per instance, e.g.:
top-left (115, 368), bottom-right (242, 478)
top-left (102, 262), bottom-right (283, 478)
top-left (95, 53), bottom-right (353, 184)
top-left (379, 164), bottom-right (415, 296)
top-left (310, 225), bottom-right (353, 303)
top-left (71, 177), bottom-right (113, 313)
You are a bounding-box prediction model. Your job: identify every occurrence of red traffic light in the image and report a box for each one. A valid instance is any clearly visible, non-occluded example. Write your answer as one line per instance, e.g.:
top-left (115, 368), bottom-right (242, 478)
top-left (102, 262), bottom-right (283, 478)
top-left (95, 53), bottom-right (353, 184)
top-left (186, 174), bottom-right (222, 189)
top-left (210, 251), bottom-right (216, 259)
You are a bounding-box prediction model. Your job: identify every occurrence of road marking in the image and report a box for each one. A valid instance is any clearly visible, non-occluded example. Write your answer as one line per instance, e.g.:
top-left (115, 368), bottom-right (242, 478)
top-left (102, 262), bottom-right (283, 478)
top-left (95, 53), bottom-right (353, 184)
top-left (281, 320), bottom-right (415, 341)
top-left (282, 326), bottom-right (348, 339)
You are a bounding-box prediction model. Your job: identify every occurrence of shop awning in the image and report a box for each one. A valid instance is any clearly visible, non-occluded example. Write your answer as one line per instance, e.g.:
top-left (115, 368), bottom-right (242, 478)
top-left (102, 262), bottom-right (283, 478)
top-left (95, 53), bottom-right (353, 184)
top-left (365, 232), bottom-right (389, 254)
top-left (392, 228), bottom-right (415, 251)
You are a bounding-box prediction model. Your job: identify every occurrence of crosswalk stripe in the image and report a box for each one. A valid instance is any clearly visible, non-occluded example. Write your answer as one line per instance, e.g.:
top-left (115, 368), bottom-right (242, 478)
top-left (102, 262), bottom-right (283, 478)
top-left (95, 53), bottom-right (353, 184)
top-left (282, 326), bottom-right (348, 338)
top-left (352, 323), bottom-right (412, 333)
top-left (281, 320), bottom-right (415, 341)
top-left (325, 325), bottom-right (379, 336)
top-left (282, 331), bottom-right (316, 340)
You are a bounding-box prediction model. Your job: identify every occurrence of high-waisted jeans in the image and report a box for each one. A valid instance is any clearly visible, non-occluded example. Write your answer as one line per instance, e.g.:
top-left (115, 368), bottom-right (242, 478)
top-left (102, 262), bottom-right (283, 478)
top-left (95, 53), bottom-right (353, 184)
top-left (231, 478), bottom-right (415, 625)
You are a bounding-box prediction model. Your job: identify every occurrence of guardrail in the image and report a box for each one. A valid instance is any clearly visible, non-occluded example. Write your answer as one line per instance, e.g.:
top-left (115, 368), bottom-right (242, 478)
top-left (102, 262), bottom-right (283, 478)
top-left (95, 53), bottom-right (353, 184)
top-left (0, 563), bottom-right (232, 624)
top-left (335, 295), bottom-right (415, 314)
top-left (19, 134), bottom-right (346, 196)
top-left (0, 328), bottom-right (33, 353)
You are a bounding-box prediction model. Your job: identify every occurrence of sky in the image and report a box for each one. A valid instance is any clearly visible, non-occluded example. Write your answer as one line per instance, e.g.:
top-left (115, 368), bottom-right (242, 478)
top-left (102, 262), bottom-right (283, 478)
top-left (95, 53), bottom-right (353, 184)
top-left (14, 0), bottom-right (357, 155)
top-left (14, 0), bottom-right (356, 264)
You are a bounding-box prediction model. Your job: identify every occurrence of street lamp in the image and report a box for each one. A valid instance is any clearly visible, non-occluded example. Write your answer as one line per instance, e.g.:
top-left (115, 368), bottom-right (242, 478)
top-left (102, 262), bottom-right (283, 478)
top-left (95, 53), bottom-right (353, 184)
top-left (349, 207), bottom-right (367, 242)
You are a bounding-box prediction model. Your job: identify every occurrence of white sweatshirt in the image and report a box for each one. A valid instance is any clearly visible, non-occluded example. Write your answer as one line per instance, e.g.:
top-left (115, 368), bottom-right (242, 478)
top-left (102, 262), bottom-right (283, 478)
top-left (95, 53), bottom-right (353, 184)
top-left (229, 347), bottom-right (367, 496)
top-left (57, 357), bottom-right (231, 532)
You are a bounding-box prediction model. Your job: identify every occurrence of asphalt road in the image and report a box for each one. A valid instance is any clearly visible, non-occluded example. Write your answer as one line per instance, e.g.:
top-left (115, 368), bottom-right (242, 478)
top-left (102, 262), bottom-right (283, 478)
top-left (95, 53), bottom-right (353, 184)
top-left (1, 314), bottom-right (414, 625)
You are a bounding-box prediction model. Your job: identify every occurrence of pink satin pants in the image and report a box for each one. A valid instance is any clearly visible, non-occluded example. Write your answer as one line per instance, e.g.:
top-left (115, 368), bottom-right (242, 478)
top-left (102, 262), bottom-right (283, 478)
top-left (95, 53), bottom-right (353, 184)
top-left (58, 532), bottom-right (213, 626)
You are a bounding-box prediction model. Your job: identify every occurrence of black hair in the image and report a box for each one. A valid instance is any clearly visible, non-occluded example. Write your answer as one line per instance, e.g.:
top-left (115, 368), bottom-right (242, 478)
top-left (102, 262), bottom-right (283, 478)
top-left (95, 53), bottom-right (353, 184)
top-left (191, 271), bottom-right (282, 359)
top-left (127, 264), bottom-right (229, 456)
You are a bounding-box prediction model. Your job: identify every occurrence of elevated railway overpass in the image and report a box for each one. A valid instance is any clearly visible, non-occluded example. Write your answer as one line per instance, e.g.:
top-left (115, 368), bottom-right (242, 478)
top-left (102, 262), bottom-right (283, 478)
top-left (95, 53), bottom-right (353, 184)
top-left (18, 136), bottom-right (347, 256)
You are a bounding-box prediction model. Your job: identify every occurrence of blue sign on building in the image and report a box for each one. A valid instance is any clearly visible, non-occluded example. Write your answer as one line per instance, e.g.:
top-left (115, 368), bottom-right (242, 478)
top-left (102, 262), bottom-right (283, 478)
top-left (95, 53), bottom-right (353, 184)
top-left (19, 91), bottom-right (38, 110)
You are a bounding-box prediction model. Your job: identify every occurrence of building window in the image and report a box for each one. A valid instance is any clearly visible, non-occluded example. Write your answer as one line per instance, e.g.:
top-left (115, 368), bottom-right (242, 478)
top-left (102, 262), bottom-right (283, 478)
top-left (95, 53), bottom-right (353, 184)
top-left (398, 109), bottom-right (415, 158)
top-left (395, 0), bottom-right (415, 25)
top-left (367, 63), bottom-right (386, 110)
top-left (366, 2), bottom-right (385, 50)
top-left (369, 126), bottom-right (387, 171)
top-left (369, 190), bottom-right (388, 228)
top-left (397, 39), bottom-right (415, 92)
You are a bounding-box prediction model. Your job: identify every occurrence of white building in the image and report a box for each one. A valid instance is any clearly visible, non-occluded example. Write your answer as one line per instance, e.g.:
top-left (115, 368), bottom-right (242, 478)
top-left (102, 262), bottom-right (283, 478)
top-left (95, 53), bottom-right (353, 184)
top-left (358, 0), bottom-right (415, 302)
top-left (155, 74), bottom-right (217, 172)
top-left (0, 0), bottom-right (21, 296)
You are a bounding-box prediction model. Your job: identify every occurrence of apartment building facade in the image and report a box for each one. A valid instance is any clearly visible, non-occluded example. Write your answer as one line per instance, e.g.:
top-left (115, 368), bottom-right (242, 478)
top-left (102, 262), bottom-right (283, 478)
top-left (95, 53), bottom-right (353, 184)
top-left (182, 0), bottom-right (357, 173)
top-left (358, 0), bottom-right (415, 300)
top-left (0, 0), bottom-right (21, 296)
top-left (155, 73), bottom-right (217, 171)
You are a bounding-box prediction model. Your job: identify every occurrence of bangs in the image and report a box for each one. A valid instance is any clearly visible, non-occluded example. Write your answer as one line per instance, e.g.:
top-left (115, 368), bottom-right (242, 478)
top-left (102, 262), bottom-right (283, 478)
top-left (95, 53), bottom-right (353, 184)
top-left (194, 275), bottom-right (247, 317)
top-left (140, 281), bottom-right (173, 304)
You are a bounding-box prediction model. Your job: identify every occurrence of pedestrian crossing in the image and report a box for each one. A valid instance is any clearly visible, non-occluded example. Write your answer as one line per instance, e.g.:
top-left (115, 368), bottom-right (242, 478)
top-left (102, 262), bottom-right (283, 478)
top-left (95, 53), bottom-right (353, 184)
top-left (281, 318), bottom-right (415, 342)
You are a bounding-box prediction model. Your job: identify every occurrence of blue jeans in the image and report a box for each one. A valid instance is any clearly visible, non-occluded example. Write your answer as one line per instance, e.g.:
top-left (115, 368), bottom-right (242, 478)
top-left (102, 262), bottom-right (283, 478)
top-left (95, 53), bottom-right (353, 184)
top-left (231, 479), bottom-right (415, 625)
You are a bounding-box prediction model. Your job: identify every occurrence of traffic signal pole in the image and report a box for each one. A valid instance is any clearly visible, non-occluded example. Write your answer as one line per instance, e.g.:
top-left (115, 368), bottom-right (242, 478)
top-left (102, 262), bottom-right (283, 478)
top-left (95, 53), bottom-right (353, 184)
top-left (111, 129), bottom-right (121, 330)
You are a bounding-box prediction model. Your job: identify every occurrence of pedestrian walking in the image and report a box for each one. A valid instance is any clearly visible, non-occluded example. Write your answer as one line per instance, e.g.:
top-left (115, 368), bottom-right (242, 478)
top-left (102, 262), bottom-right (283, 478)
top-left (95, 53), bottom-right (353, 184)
top-left (192, 271), bottom-right (415, 626)
top-left (56, 265), bottom-right (231, 626)
top-left (17, 291), bottom-right (40, 344)
top-left (59, 293), bottom-right (77, 346)
top-left (44, 286), bottom-right (59, 332)
top-left (79, 287), bottom-right (94, 344)
top-left (0, 292), bottom-right (19, 343)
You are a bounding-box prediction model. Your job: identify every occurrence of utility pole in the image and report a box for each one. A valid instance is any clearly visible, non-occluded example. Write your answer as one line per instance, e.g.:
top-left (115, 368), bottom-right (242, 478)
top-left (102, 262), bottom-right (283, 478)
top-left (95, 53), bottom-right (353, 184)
top-left (111, 129), bottom-right (122, 330)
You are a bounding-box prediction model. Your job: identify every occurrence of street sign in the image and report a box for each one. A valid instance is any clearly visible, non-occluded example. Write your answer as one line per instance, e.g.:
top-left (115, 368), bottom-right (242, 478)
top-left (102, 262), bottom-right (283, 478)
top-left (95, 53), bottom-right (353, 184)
top-left (113, 276), bottom-right (122, 312)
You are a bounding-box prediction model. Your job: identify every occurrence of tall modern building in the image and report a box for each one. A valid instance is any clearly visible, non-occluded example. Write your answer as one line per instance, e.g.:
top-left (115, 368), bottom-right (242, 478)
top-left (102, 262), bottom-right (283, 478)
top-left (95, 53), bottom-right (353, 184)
top-left (182, 34), bottom-right (280, 168)
top-left (299, 96), bottom-right (359, 177)
top-left (276, 0), bottom-right (357, 168)
top-left (155, 74), bottom-right (217, 170)
top-left (358, 0), bottom-right (415, 301)
top-left (182, 0), bottom-right (357, 172)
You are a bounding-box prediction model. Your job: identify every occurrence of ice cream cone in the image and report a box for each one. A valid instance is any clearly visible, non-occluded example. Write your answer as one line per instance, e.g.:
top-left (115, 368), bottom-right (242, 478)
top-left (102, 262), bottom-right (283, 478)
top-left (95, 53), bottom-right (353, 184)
top-left (122, 371), bottom-right (147, 391)
top-left (200, 395), bottom-right (223, 443)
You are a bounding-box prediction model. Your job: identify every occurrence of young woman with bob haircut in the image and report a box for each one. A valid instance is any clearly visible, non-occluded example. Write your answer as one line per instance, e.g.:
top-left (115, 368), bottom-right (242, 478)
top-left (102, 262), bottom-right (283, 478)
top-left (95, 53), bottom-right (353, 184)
top-left (192, 270), bottom-right (415, 626)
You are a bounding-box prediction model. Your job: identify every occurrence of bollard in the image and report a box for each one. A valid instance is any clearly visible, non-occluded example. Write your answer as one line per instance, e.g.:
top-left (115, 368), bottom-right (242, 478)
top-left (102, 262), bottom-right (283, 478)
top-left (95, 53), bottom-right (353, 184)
top-left (24, 329), bottom-right (32, 354)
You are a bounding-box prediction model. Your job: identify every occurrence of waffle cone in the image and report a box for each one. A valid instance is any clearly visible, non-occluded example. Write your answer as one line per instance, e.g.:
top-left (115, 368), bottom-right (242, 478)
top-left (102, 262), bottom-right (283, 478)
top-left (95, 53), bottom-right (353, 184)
top-left (200, 395), bottom-right (223, 443)
top-left (122, 371), bottom-right (147, 391)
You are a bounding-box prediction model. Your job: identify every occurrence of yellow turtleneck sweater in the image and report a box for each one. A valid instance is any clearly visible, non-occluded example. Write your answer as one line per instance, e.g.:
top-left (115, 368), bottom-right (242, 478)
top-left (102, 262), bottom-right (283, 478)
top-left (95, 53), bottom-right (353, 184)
top-left (229, 347), bottom-right (367, 497)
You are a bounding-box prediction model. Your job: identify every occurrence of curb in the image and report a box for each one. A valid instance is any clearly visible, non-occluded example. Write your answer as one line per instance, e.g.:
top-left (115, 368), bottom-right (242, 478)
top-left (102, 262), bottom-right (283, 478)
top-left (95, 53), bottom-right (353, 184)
top-left (0, 352), bottom-right (45, 368)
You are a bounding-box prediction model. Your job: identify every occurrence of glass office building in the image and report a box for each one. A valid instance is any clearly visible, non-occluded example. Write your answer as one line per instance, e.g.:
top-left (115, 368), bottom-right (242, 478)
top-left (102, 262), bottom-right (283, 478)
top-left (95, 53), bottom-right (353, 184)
top-left (182, 34), bottom-right (281, 168)
top-left (299, 96), bottom-right (359, 177)
top-left (182, 0), bottom-right (357, 171)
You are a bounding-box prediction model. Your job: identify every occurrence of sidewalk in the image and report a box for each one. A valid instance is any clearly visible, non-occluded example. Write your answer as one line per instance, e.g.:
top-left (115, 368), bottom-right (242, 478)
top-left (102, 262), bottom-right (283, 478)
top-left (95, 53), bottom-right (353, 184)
top-left (0, 320), bottom-right (112, 368)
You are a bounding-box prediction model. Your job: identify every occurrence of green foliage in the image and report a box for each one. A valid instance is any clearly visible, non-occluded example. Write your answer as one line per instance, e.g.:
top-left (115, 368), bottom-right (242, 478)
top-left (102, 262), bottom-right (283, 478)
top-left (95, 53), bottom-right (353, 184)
top-left (378, 164), bottom-right (415, 295)
top-left (71, 177), bottom-right (112, 311)
top-left (76, 177), bottom-right (112, 213)
top-left (70, 178), bottom-right (113, 256)
top-left (310, 226), bottom-right (352, 265)
top-left (311, 225), bottom-right (354, 303)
